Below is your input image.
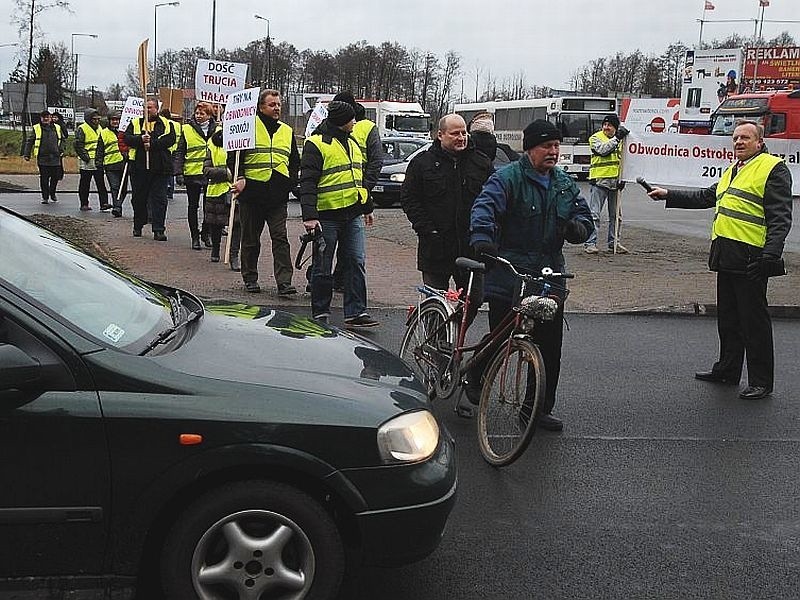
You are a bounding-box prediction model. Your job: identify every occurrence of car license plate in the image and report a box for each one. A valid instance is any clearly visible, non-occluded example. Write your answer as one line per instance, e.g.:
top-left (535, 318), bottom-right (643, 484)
top-left (373, 185), bottom-right (384, 192)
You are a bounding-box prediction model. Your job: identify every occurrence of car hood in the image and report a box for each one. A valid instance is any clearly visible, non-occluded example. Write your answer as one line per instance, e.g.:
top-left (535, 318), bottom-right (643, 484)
top-left (380, 161), bottom-right (409, 176)
top-left (153, 301), bottom-right (425, 402)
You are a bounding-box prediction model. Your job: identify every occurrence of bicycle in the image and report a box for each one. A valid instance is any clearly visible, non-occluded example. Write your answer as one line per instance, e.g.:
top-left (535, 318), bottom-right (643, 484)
top-left (399, 255), bottom-right (572, 467)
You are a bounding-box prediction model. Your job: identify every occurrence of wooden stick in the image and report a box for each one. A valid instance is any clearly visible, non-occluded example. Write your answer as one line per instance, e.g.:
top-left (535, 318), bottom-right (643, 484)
top-left (223, 150), bottom-right (240, 264)
top-left (117, 162), bottom-right (129, 203)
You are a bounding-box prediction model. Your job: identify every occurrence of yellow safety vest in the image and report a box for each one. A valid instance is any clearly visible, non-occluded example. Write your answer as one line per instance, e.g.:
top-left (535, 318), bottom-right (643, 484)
top-left (78, 122), bottom-right (101, 161)
top-left (306, 134), bottom-right (366, 211)
top-left (712, 153), bottom-right (783, 248)
top-left (351, 119), bottom-right (376, 159)
top-left (168, 119), bottom-right (181, 153)
top-left (243, 120), bottom-right (293, 182)
top-left (205, 140), bottom-right (230, 199)
top-left (99, 127), bottom-right (123, 166)
top-left (182, 123), bottom-right (215, 176)
top-left (129, 116), bottom-right (174, 161)
top-left (32, 123), bottom-right (62, 158)
top-left (588, 130), bottom-right (620, 180)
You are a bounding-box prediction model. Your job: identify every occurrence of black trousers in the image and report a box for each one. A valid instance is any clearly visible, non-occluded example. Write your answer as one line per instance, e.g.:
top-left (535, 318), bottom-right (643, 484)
top-left (38, 165), bottom-right (60, 200)
top-left (712, 271), bottom-right (773, 388)
top-left (186, 180), bottom-right (206, 238)
top-left (78, 169), bottom-right (109, 208)
top-left (238, 200), bottom-right (293, 286)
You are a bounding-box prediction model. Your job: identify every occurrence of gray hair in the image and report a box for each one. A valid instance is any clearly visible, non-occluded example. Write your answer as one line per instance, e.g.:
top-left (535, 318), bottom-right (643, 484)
top-left (259, 89), bottom-right (281, 104)
top-left (734, 119), bottom-right (764, 140)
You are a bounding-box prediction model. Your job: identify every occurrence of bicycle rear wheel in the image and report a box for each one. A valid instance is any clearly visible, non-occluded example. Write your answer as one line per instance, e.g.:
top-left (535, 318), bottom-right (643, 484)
top-left (399, 300), bottom-right (455, 399)
top-left (477, 337), bottom-right (544, 466)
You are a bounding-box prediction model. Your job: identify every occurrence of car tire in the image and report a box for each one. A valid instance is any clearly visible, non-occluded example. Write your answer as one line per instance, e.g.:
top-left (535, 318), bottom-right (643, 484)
top-left (160, 480), bottom-right (344, 600)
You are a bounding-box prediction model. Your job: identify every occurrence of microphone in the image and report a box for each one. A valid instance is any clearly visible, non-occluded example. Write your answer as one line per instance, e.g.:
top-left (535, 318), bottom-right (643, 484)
top-left (636, 177), bottom-right (654, 193)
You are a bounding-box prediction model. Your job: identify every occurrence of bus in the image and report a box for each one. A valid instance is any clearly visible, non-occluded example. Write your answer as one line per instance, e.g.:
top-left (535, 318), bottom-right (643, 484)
top-left (454, 96), bottom-right (618, 178)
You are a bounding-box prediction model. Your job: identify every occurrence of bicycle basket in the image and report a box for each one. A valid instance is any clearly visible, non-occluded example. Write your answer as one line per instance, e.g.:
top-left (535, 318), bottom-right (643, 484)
top-left (517, 295), bottom-right (560, 321)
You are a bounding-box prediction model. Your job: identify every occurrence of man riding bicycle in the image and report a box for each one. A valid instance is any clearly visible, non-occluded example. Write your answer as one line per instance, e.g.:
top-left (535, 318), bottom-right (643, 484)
top-left (469, 119), bottom-right (594, 432)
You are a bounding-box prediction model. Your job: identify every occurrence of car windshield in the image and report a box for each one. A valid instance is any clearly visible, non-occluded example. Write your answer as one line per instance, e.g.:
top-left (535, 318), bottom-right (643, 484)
top-left (391, 115), bottom-right (430, 133)
top-left (0, 211), bottom-right (173, 350)
top-left (711, 113), bottom-right (767, 135)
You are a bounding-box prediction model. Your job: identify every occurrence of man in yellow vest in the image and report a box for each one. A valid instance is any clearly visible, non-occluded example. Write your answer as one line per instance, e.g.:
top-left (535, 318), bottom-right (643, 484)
top-left (22, 109), bottom-right (65, 204)
top-left (586, 114), bottom-right (629, 254)
top-left (329, 91), bottom-right (382, 293)
top-left (300, 100), bottom-right (378, 328)
top-left (648, 120), bottom-right (793, 400)
top-left (230, 89), bottom-right (300, 294)
top-left (74, 108), bottom-right (111, 212)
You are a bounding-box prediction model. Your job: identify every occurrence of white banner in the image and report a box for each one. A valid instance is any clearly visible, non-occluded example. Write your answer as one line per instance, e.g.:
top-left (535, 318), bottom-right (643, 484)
top-left (119, 96), bottom-right (144, 132)
top-left (621, 131), bottom-right (800, 195)
top-left (47, 106), bottom-right (74, 123)
top-left (620, 98), bottom-right (680, 134)
top-left (194, 59), bottom-right (248, 104)
top-left (304, 103), bottom-right (328, 138)
top-left (222, 87), bottom-right (259, 152)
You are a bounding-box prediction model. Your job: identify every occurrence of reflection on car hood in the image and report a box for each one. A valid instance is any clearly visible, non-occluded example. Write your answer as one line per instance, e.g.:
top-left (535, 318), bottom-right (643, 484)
top-left (380, 161), bottom-right (408, 176)
top-left (154, 300), bottom-right (425, 400)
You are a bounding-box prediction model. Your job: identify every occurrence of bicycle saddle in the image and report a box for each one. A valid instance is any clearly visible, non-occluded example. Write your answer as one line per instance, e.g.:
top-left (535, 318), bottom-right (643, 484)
top-left (455, 257), bottom-right (486, 272)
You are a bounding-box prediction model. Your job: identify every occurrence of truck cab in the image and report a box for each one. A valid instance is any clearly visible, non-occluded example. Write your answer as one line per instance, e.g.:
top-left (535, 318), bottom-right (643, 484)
top-left (710, 90), bottom-right (800, 138)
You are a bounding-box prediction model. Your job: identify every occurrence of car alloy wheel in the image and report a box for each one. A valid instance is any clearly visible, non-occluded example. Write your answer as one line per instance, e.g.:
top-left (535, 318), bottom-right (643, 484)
top-left (161, 481), bottom-right (344, 600)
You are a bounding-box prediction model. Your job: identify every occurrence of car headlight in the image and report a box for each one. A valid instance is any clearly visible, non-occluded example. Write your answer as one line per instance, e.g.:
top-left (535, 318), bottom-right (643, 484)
top-left (389, 173), bottom-right (406, 183)
top-left (377, 410), bottom-right (440, 464)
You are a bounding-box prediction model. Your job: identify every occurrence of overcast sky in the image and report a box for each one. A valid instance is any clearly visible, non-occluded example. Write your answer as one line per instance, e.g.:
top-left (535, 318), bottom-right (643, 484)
top-left (2, 0), bottom-right (799, 99)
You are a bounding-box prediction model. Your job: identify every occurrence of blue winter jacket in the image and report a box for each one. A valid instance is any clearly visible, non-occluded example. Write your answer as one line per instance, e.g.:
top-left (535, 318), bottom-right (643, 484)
top-left (470, 154), bottom-right (593, 300)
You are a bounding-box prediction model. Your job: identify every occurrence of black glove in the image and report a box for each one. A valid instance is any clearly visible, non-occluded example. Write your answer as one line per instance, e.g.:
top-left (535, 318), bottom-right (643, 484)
top-left (472, 240), bottom-right (498, 259)
top-left (614, 125), bottom-right (630, 140)
top-left (746, 255), bottom-right (786, 280)
top-left (557, 219), bottom-right (588, 244)
top-left (617, 180), bottom-right (626, 191)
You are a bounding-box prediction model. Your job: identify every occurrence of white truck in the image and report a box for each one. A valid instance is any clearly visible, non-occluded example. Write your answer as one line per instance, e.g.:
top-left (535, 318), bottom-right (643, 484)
top-left (359, 100), bottom-right (431, 139)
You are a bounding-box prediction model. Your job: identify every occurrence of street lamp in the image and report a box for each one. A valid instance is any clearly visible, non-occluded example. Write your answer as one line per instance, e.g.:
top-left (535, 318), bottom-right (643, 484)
top-left (154, 1), bottom-right (180, 96)
top-left (254, 14), bottom-right (271, 88)
top-left (71, 33), bottom-right (97, 110)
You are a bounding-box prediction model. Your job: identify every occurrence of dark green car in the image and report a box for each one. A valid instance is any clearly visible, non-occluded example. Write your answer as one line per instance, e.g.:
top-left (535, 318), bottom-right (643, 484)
top-left (0, 207), bottom-right (457, 599)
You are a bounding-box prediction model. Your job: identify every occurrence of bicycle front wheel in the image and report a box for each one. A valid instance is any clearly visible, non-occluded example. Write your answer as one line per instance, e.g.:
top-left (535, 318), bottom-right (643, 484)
top-left (399, 300), bottom-right (455, 399)
top-left (477, 337), bottom-right (544, 467)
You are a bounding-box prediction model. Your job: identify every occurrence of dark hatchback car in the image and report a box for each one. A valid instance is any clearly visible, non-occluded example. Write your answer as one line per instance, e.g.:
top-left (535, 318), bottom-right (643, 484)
top-left (380, 137), bottom-right (429, 167)
top-left (371, 141), bottom-right (520, 208)
top-left (0, 207), bottom-right (456, 599)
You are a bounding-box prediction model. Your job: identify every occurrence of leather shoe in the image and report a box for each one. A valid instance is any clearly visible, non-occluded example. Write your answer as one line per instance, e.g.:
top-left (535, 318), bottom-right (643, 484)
top-left (694, 370), bottom-right (738, 385)
top-left (739, 386), bottom-right (772, 400)
top-left (536, 414), bottom-right (563, 432)
top-left (153, 232), bottom-right (168, 242)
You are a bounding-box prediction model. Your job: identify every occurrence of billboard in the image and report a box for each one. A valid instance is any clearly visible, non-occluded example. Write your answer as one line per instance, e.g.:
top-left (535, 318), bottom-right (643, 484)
top-left (1, 83), bottom-right (47, 113)
top-left (620, 98), bottom-right (680, 134)
top-left (679, 49), bottom-right (743, 128)
top-left (742, 46), bottom-right (800, 92)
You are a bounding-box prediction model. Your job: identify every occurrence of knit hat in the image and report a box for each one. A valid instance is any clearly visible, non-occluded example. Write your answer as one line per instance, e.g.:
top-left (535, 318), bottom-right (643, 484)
top-left (332, 91), bottom-right (358, 110)
top-left (469, 113), bottom-right (494, 134)
top-left (602, 113), bottom-right (620, 128)
top-left (326, 101), bottom-right (355, 127)
top-left (522, 119), bottom-right (561, 150)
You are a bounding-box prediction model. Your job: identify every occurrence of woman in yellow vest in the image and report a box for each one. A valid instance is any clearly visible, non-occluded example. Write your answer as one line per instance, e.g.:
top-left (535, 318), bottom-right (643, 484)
top-left (647, 120), bottom-right (793, 400)
top-left (74, 108), bottom-right (111, 211)
top-left (22, 109), bottom-right (65, 204)
top-left (299, 101), bottom-right (378, 328)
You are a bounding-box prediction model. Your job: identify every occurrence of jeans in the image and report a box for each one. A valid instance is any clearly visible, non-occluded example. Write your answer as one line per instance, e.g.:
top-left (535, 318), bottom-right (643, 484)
top-left (106, 167), bottom-right (128, 211)
top-left (311, 216), bottom-right (367, 319)
top-left (586, 183), bottom-right (620, 247)
top-left (78, 169), bottom-right (109, 208)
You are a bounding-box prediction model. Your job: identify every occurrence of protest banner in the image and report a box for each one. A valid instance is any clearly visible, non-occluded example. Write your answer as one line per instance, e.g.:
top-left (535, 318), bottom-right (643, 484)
top-left (621, 131), bottom-right (800, 195)
top-left (119, 96), bottom-right (144, 132)
top-left (195, 59), bottom-right (248, 104)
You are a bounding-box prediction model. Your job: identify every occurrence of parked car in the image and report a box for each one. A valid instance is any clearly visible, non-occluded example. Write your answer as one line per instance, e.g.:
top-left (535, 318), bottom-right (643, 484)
top-left (0, 206), bottom-right (457, 599)
top-left (380, 137), bottom-right (429, 166)
top-left (371, 142), bottom-right (521, 208)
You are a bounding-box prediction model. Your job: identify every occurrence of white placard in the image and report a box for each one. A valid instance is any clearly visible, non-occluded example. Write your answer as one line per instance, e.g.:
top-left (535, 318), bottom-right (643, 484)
top-left (222, 87), bottom-right (259, 152)
top-left (621, 131), bottom-right (800, 195)
top-left (304, 103), bottom-right (328, 138)
top-left (194, 59), bottom-right (248, 104)
top-left (47, 106), bottom-right (74, 123)
top-left (119, 96), bottom-right (144, 132)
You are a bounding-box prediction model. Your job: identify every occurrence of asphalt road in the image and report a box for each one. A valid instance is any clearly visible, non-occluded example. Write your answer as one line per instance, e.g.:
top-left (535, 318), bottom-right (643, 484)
top-left (347, 309), bottom-right (800, 600)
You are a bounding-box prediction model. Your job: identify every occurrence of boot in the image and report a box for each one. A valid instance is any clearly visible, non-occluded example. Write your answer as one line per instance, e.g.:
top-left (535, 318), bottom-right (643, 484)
top-left (229, 254), bottom-right (241, 272)
top-left (191, 235), bottom-right (201, 250)
top-left (211, 244), bottom-right (220, 262)
top-left (202, 231), bottom-right (213, 248)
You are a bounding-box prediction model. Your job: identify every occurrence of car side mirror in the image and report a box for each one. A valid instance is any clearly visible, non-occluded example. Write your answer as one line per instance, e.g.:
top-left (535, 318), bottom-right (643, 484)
top-left (0, 343), bottom-right (42, 391)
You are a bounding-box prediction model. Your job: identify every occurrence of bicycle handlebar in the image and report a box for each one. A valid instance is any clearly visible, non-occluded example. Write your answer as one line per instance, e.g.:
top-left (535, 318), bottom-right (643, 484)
top-left (479, 254), bottom-right (575, 280)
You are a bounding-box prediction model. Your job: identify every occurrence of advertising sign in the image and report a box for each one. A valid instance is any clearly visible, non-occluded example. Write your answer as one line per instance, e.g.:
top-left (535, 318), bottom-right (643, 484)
top-left (194, 59), bottom-right (248, 104)
top-left (621, 131), bottom-right (800, 195)
top-left (222, 87), bottom-right (259, 152)
top-left (679, 49), bottom-right (743, 128)
top-left (119, 96), bottom-right (144, 132)
top-left (742, 46), bottom-right (800, 92)
top-left (620, 98), bottom-right (680, 134)
top-left (47, 106), bottom-right (74, 126)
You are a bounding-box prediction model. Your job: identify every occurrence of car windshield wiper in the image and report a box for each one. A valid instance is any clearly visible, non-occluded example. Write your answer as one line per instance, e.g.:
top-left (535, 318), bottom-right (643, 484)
top-left (139, 304), bottom-right (202, 356)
